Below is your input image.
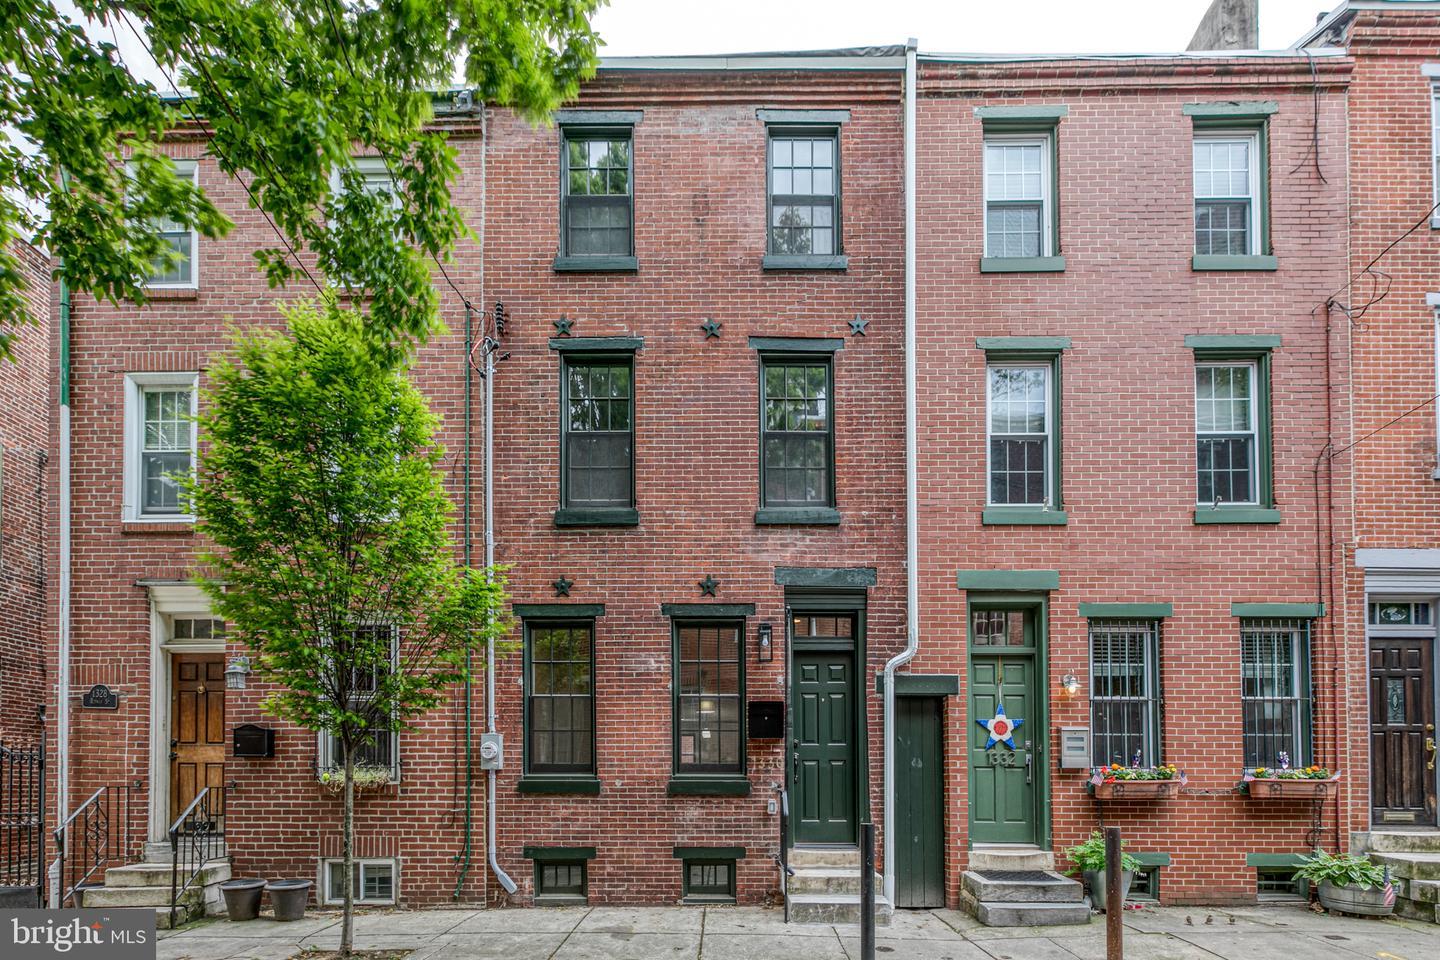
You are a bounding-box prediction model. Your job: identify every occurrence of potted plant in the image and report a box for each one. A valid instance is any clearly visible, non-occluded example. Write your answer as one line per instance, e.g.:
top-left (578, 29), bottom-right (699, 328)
top-left (1089, 757), bottom-right (1186, 800)
top-left (1243, 753), bottom-right (1341, 799)
top-left (1293, 852), bottom-right (1395, 917)
top-left (1065, 830), bottom-right (1142, 910)
top-left (319, 763), bottom-right (393, 795)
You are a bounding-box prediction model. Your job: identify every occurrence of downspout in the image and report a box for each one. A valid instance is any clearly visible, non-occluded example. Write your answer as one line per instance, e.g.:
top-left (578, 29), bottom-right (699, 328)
top-left (454, 299), bottom-right (475, 899)
top-left (55, 170), bottom-right (74, 854)
top-left (882, 38), bottom-right (919, 909)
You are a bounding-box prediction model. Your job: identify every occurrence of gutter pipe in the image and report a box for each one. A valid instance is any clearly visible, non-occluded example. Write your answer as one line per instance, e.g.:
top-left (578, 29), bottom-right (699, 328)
top-left (55, 171), bottom-right (73, 870)
top-left (882, 38), bottom-right (920, 909)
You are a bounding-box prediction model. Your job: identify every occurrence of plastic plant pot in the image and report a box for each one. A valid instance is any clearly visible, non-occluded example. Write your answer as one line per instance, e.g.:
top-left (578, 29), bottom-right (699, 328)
top-left (220, 878), bottom-right (266, 921)
top-left (1083, 869), bottom-right (1134, 911)
top-left (265, 879), bottom-right (313, 921)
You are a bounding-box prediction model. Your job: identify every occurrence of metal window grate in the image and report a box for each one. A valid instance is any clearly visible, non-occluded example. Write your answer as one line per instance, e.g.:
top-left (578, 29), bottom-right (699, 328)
top-left (1089, 619), bottom-right (1161, 766)
top-left (537, 860), bottom-right (587, 899)
top-left (683, 859), bottom-right (736, 902)
top-left (1240, 618), bottom-right (1313, 770)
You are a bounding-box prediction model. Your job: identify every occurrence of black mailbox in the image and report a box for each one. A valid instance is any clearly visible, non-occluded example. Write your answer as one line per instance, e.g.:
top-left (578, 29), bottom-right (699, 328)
top-left (747, 700), bottom-right (784, 739)
top-left (233, 724), bottom-right (275, 758)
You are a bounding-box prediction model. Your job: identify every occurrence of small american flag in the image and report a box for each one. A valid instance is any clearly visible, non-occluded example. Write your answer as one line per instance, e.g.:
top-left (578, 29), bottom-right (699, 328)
top-left (1383, 867), bottom-right (1396, 908)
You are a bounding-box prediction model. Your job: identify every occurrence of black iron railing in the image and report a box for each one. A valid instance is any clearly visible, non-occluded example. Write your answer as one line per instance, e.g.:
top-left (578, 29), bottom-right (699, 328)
top-left (0, 739), bottom-right (46, 907)
top-left (775, 782), bottom-right (793, 922)
top-left (53, 784), bottom-right (136, 907)
top-left (169, 786), bottom-right (226, 928)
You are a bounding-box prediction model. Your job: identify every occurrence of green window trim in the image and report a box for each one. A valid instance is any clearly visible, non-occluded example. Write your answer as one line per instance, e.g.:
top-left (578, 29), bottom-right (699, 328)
top-left (1188, 110), bottom-right (1272, 260)
top-left (756, 352), bottom-right (837, 517)
top-left (661, 604), bottom-right (756, 618)
top-left (673, 846), bottom-right (746, 859)
top-left (553, 255), bottom-right (638, 273)
top-left (979, 108), bottom-right (1066, 269)
top-left (1188, 339), bottom-right (1276, 519)
top-left (1244, 853), bottom-right (1308, 868)
top-left (557, 122), bottom-right (636, 268)
top-left (549, 337), bottom-right (645, 354)
top-left (1231, 602), bottom-right (1324, 618)
top-left (680, 857), bottom-right (737, 903)
top-left (667, 777), bottom-right (752, 796)
top-left (975, 104), bottom-right (1069, 123)
top-left (774, 566), bottom-right (877, 588)
top-left (981, 256), bottom-right (1066, 273)
top-left (517, 775), bottom-right (601, 795)
top-left (957, 569), bottom-right (1060, 592)
top-left (748, 337), bottom-right (844, 354)
top-left (559, 353), bottom-right (635, 519)
top-left (671, 618), bottom-right (746, 777)
top-left (514, 604), bottom-right (605, 619)
top-left (1130, 852), bottom-right (1172, 867)
top-left (1183, 102), bottom-right (1278, 120)
top-left (982, 506), bottom-right (1067, 525)
top-left (521, 618), bottom-right (598, 777)
top-left (1079, 603), bottom-right (1174, 619)
top-left (976, 337), bottom-right (1072, 354)
top-left (754, 506), bottom-right (841, 526)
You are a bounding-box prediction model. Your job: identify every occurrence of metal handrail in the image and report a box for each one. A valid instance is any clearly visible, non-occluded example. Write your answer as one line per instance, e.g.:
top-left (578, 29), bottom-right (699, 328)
top-left (52, 784), bottom-right (133, 907)
top-left (775, 782), bottom-right (793, 923)
top-left (169, 786), bottom-right (226, 929)
top-left (53, 786), bottom-right (104, 837)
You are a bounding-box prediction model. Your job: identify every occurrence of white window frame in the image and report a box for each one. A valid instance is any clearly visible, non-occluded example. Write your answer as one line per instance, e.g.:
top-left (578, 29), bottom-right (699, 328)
top-left (1433, 302), bottom-right (1440, 479)
top-left (1192, 130), bottom-right (1261, 257)
top-left (136, 159), bottom-right (200, 290)
top-left (1194, 361), bottom-right (1259, 506)
top-left (320, 858), bottom-right (398, 906)
top-left (982, 134), bottom-right (1053, 258)
top-left (985, 361), bottom-right (1054, 508)
top-left (329, 157), bottom-right (396, 205)
top-left (317, 622), bottom-right (402, 780)
top-left (122, 372), bottom-right (199, 522)
top-left (1431, 83), bottom-right (1440, 226)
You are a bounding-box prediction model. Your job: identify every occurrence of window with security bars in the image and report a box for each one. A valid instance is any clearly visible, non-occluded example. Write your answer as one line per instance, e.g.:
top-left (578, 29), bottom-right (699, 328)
top-left (319, 624), bottom-right (400, 775)
top-left (683, 859), bottom-right (736, 902)
top-left (1089, 619), bottom-right (1162, 767)
top-left (984, 137), bottom-right (1050, 258)
top-left (140, 387), bottom-right (195, 515)
top-left (768, 133), bottom-right (840, 256)
top-left (675, 623), bottom-right (743, 773)
top-left (761, 360), bottom-right (833, 508)
top-left (562, 360), bottom-right (633, 509)
top-left (562, 134), bottom-right (633, 257)
top-left (1193, 133), bottom-right (1259, 256)
top-left (527, 622), bottom-right (595, 774)
top-left (535, 860), bottom-right (587, 901)
top-left (1240, 619), bottom-right (1313, 770)
top-left (988, 365), bottom-right (1051, 506)
top-left (1195, 363), bottom-right (1257, 505)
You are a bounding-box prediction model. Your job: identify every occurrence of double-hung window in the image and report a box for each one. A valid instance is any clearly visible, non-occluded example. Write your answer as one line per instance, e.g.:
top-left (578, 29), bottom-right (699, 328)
top-left (141, 159), bottom-right (199, 287)
top-left (979, 338), bottom-right (1067, 524)
top-left (1193, 132), bottom-right (1260, 257)
top-left (525, 621), bottom-right (595, 776)
top-left (1089, 619), bottom-right (1162, 767)
top-left (984, 136), bottom-right (1051, 259)
top-left (753, 338), bottom-right (842, 525)
top-left (1240, 618), bottom-right (1313, 770)
top-left (674, 621), bottom-right (744, 776)
top-left (1195, 362), bottom-right (1257, 506)
top-left (124, 373), bottom-right (198, 522)
top-left (561, 359), bottom-right (634, 516)
top-left (318, 624), bottom-right (400, 777)
top-left (1431, 84), bottom-right (1440, 224)
top-left (768, 132), bottom-right (839, 257)
top-left (558, 126), bottom-right (635, 269)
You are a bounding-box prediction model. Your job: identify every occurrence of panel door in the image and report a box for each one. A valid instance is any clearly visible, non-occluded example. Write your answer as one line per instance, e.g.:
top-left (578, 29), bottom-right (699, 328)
top-left (969, 654), bottom-right (1037, 844)
top-left (792, 651), bottom-right (856, 844)
top-left (895, 695), bottom-right (945, 908)
top-left (1369, 638), bottom-right (1437, 826)
top-left (171, 654), bottom-right (226, 822)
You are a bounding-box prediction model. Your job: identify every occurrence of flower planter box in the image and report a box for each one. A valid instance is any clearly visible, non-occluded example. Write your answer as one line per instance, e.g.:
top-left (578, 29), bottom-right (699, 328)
top-left (1242, 772), bottom-right (1341, 800)
top-left (1088, 774), bottom-right (1186, 800)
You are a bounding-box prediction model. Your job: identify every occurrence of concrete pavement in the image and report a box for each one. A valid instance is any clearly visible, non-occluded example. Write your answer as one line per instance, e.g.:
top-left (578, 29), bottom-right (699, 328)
top-left (157, 903), bottom-right (1440, 960)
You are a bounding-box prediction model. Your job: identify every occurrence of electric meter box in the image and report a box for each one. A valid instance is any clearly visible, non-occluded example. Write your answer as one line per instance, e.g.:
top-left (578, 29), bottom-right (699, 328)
top-left (1059, 727), bottom-right (1091, 769)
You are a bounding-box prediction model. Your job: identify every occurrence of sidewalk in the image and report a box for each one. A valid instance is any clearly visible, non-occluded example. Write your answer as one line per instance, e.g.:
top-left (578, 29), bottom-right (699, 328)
top-left (158, 903), bottom-right (1440, 960)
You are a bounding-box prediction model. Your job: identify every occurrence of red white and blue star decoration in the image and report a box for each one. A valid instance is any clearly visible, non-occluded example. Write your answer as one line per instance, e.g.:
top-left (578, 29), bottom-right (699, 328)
top-left (977, 704), bottom-right (1023, 750)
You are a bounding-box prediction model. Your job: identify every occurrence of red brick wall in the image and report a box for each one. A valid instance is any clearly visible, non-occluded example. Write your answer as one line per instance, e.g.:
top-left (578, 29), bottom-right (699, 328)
top-left (1, 240), bottom-right (50, 744)
top-left (913, 55), bottom-right (1354, 905)
top-left (484, 70), bottom-right (906, 906)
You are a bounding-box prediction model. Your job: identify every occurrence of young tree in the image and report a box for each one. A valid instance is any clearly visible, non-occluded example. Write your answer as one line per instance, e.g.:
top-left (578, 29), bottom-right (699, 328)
top-left (1, 0), bottom-right (605, 358)
top-left (186, 299), bottom-right (508, 954)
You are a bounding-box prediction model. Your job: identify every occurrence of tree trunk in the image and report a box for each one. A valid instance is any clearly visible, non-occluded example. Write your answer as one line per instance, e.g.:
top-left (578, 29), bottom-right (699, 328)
top-left (341, 749), bottom-right (355, 956)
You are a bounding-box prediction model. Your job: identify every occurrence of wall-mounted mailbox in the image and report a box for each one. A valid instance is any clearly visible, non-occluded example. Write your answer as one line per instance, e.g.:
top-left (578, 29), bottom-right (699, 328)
top-left (1059, 726), bottom-right (1091, 769)
top-left (748, 700), bottom-right (784, 739)
top-left (233, 724), bottom-right (275, 758)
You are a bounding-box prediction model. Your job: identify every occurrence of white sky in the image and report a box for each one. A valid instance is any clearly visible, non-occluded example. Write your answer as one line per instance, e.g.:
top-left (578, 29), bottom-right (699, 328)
top-left (590, 0), bottom-right (1340, 56)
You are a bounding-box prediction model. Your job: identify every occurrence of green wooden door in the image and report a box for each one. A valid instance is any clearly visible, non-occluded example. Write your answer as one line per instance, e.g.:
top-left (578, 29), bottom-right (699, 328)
top-left (894, 696), bottom-right (945, 908)
top-left (793, 651), bottom-right (856, 844)
top-left (969, 653), bottom-right (1038, 844)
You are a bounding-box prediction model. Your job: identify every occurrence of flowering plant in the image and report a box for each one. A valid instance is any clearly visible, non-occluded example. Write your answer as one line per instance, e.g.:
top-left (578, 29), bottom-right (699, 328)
top-left (1252, 764), bottom-right (1332, 780)
top-left (1096, 762), bottom-right (1180, 783)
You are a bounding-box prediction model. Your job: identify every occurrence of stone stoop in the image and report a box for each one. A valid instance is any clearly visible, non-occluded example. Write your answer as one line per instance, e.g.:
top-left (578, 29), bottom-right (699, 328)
top-left (80, 860), bottom-right (232, 930)
top-left (961, 868), bottom-right (1091, 927)
top-left (1351, 831), bottom-right (1440, 924)
top-left (785, 846), bottom-right (892, 925)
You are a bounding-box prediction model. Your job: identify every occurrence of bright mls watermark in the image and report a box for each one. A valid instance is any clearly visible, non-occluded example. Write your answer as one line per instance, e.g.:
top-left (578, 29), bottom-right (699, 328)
top-left (2, 910), bottom-right (154, 959)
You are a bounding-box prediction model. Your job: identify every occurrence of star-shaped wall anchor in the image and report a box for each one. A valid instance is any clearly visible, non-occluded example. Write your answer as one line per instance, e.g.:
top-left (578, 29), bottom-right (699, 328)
top-left (700, 318), bottom-right (722, 339)
top-left (849, 314), bottom-right (870, 337)
top-left (553, 315), bottom-right (573, 337)
top-left (552, 576), bottom-right (574, 597)
top-left (698, 575), bottom-right (720, 597)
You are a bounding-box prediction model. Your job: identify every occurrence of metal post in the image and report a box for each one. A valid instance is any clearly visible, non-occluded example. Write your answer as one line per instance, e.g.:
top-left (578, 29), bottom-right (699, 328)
top-left (860, 821), bottom-right (876, 960)
top-left (1105, 826), bottom-right (1123, 960)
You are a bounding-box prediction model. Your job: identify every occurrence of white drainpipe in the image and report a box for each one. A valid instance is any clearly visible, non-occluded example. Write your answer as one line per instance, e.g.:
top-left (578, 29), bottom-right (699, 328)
top-left (882, 38), bottom-right (920, 908)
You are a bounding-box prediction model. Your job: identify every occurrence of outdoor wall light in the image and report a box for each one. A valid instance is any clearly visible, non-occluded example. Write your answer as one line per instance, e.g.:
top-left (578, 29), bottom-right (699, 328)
top-left (1061, 673), bottom-right (1080, 696)
top-left (757, 623), bottom-right (774, 663)
top-left (225, 655), bottom-right (252, 691)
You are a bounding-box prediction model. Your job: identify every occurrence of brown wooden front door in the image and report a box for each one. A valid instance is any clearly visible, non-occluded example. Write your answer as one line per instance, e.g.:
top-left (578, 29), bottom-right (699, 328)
top-left (1369, 638), bottom-right (1438, 826)
top-left (171, 654), bottom-right (226, 823)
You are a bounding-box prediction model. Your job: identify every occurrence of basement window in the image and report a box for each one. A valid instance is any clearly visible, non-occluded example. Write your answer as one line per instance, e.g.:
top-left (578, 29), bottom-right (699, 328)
top-left (1129, 866), bottom-right (1160, 902)
top-left (682, 859), bottom-right (736, 904)
top-left (322, 859), bottom-right (396, 905)
top-left (535, 860), bottom-right (588, 904)
top-left (1255, 867), bottom-right (1307, 902)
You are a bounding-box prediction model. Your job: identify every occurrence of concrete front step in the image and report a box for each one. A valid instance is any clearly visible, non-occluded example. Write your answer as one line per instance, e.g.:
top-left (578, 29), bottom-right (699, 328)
top-left (974, 898), bottom-right (1092, 927)
top-left (83, 883), bottom-right (201, 910)
top-left (789, 846), bottom-right (861, 870)
top-left (788, 867), bottom-right (883, 897)
top-left (787, 892), bottom-right (893, 925)
top-left (962, 869), bottom-right (1083, 903)
top-left (1368, 851), bottom-right (1440, 882)
top-left (104, 860), bottom-right (230, 888)
top-left (968, 846), bottom-right (1056, 873)
top-left (1354, 830), bottom-right (1440, 854)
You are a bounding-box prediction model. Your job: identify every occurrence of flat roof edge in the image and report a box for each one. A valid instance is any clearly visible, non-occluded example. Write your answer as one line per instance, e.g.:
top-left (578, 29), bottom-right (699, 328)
top-left (598, 55), bottom-right (907, 72)
top-left (918, 47), bottom-right (1349, 64)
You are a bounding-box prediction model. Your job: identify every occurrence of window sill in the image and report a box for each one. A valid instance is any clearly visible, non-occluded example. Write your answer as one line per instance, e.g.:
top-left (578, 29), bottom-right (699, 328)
top-left (121, 520), bottom-right (195, 535)
top-left (553, 255), bottom-right (638, 273)
top-left (517, 775), bottom-right (601, 795)
top-left (141, 286), bottom-right (200, 299)
top-left (980, 256), bottom-right (1066, 274)
top-left (1191, 255), bottom-right (1277, 272)
top-left (667, 777), bottom-right (752, 797)
top-left (1193, 507), bottom-right (1281, 525)
top-left (754, 507), bottom-right (841, 526)
top-left (761, 254), bottom-right (848, 272)
top-left (554, 507), bottom-right (640, 528)
top-left (535, 895), bottom-right (588, 907)
top-left (982, 507), bottom-right (1068, 526)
